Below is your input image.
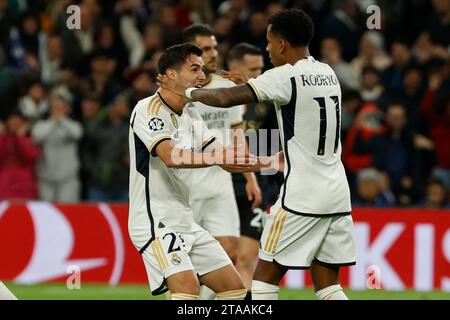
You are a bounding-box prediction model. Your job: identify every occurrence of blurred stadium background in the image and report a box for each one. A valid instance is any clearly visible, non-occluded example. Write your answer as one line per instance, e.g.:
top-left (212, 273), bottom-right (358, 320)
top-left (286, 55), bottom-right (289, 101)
top-left (0, 0), bottom-right (449, 300)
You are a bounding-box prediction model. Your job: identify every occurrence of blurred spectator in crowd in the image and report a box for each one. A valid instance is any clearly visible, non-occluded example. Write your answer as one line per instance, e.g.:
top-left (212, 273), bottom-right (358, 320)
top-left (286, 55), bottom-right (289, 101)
top-left (351, 31), bottom-right (392, 73)
top-left (0, 110), bottom-right (40, 200)
top-left (60, 1), bottom-right (97, 70)
top-left (79, 93), bottom-right (102, 199)
top-left (86, 95), bottom-right (130, 201)
top-left (80, 49), bottom-right (122, 106)
top-left (32, 94), bottom-right (83, 202)
top-left (426, 0), bottom-right (450, 47)
top-left (93, 22), bottom-right (127, 77)
top-left (353, 168), bottom-right (396, 207)
top-left (321, 37), bottom-right (359, 90)
top-left (382, 41), bottom-right (415, 97)
top-left (421, 59), bottom-right (450, 184)
top-left (40, 33), bottom-right (63, 87)
top-left (412, 32), bottom-right (449, 67)
top-left (218, 0), bottom-right (250, 23)
top-left (173, 0), bottom-right (214, 28)
top-left (341, 89), bottom-right (362, 139)
top-left (397, 66), bottom-right (425, 130)
top-left (422, 177), bottom-right (449, 209)
top-left (139, 23), bottom-right (164, 68)
top-left (343, 102), bottom-right (386, 188)
top-left (321, 0), bottom-right (362, 61)
top-left (18, 80), bottom-right (48, 124)
top-left (0, 46), bottom-right (18, 120)
top-left (0, 0), bottom-right (14, 50)
top-left (373, 104), bottom-right (434, 205)
top-left (159, 4), bottom-right (183, 48)
top-left (359, 66), bottom-right (385, 103)
top-left (122, 67), bottom-right (158, 108)
top-left (234, 10), bottom-right (268, 54)
top-left (16, 11), bottom-right (41, 69)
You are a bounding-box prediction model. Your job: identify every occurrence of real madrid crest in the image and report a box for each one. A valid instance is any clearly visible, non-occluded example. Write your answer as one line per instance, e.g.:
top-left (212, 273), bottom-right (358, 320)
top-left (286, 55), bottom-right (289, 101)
top-left (170, 113), bottom-right (178, 129)
top-left (148, 117), bottom-right (164, 131)
top-left (171, 253), bottom-right (182, 265)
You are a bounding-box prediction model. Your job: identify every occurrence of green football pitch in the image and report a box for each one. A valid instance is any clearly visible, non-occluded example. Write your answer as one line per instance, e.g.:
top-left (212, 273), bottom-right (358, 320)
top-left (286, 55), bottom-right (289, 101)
top-left (4, 283), bottom-right (450, 300)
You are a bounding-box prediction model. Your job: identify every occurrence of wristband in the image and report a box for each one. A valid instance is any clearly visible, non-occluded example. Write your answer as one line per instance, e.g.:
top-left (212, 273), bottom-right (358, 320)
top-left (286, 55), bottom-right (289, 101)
top-left (185, 88), bottom-right (196, 100)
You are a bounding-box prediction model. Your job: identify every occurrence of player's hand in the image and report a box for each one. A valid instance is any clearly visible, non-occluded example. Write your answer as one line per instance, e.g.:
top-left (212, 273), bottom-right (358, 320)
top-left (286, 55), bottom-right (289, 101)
top-left (219, 143), bottom-right (258, 173)
top-left (156, 74), bottom-right (186, 97)
top-left (221, 70), bottom-right (249, 85)
top-left (245, 179), bottom-right (262, 209)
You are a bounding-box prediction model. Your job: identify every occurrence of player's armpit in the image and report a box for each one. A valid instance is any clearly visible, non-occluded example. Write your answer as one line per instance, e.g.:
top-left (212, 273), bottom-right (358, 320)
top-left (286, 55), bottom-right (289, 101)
top-left (191, 84), bottom-right (257, 108)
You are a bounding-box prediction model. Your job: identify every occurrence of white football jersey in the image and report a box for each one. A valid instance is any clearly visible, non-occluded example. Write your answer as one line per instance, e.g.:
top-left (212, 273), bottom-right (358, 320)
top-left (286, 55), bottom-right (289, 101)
top-left (247, 56), bottom-right (351, 216)
top-left (189, 73), bottom-right (244, 200)
top-left (128, 91), bottom-right (215, 252)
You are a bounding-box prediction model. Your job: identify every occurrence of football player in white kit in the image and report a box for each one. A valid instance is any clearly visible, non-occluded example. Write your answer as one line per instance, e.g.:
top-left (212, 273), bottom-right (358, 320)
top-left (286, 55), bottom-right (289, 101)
top-left (158, 9), bottom-right (356, 300)
top-left (129, 44), bottom-right (252, 300)
top-left (182, 24), bottom-right (262, 299)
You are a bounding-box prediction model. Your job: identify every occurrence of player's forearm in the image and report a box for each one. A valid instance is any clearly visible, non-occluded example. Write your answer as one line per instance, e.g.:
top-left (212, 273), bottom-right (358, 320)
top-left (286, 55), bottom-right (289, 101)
top-left (161, 147), bottom-right (222, 169)
top-left (191, 85), bottom-right (256, 108)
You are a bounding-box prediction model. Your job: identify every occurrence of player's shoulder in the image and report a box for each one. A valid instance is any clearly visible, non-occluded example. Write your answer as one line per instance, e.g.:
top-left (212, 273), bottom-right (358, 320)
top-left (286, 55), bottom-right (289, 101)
top-left (133, 93), bottom-right (171, 118)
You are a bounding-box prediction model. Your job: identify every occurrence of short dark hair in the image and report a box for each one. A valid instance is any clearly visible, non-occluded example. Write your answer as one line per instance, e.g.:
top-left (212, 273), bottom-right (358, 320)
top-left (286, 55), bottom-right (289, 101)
top-left (158, 43), bottom-right (203, 74)
top-left (182, 23), bottom-right (215, 43)
top-left (268, 9), bottom-right (314, 47)
top-left (227, 43), bottom-right (262, 65)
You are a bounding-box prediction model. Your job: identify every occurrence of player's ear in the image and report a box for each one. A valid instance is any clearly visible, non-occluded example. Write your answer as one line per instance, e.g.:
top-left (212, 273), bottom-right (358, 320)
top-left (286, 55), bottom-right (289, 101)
top-left (279, 39), bottom-right (287, 54)
top-left (166, 68), bottom-right (177, 80)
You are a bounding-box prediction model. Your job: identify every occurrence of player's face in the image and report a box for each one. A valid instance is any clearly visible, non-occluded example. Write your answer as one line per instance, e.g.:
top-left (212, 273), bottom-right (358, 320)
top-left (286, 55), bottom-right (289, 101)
top-left (266, 25), bottom-right (283, 67)
top-left (239, 54), bottom-right (264, 78)
top-left (193, 35), bottom-right (219, 74)
top-left (176, 54), bottom-right (206, 88)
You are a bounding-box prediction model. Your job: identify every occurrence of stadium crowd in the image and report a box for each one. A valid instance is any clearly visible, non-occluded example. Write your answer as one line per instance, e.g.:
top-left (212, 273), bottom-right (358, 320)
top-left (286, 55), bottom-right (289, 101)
top-left (0, 0), bottom-right (448, 208)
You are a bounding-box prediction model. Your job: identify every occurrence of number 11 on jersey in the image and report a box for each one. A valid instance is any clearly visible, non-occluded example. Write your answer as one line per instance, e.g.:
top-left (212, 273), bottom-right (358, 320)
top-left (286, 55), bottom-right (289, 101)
top-left (313, 96), bottom-right (340, 156)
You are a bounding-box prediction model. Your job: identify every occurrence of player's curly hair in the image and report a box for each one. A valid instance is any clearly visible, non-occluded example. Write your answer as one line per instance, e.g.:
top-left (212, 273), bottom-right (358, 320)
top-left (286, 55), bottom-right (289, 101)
top-left (158, 44), bottom-right (203, 74)
top-left (268, 9), bottom-right (314, 47)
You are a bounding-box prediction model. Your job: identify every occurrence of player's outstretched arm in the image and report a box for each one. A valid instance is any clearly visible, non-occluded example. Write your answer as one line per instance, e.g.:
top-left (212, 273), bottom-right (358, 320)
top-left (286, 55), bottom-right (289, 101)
top-left (190, 85), bottom-right (257, 108)
top-left (157, 74), bottom-right (257, 108)
top-left (155, 139), bottom-right (258, 171)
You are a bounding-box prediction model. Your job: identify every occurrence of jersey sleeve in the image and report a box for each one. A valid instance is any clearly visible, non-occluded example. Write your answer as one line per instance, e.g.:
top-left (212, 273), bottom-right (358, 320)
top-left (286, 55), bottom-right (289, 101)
top-left (247, 64), bottom-right (293, 105)
top-left (131, 107), bottom-right (175, 156)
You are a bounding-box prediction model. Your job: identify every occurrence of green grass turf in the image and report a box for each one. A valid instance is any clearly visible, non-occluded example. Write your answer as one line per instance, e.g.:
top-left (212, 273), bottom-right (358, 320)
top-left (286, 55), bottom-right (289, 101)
top-left (4, 283), bottom-right (450, 300)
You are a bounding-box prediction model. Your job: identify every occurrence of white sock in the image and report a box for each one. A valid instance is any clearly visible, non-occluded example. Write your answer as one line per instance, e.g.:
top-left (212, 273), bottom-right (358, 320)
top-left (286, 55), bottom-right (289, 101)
top-left (315, 284), bottom-right (348, 300)
top-left (199, 285), bottom-right (216, 300)
top-left (215, 289), bottom-right (247, 300)
top-left (251, 280), bottom-right (279, 300)
top-left (0, 281), bottom-right (17, 300)
top-left (171, 293), bottom-right (199, 300)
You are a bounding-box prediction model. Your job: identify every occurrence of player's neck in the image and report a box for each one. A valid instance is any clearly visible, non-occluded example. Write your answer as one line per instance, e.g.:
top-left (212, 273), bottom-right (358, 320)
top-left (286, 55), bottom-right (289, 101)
top-left (158, 89), bottom-right (187, 115)
top-left (285, 47), bottom-right (310, 65)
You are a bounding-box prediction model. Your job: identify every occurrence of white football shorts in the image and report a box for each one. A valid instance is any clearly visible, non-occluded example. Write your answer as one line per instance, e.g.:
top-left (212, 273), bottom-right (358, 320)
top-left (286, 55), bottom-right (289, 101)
top-left (259, 202), bottom-right (356, 269)
top-left (140, 223), bottom-right (232, 295)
